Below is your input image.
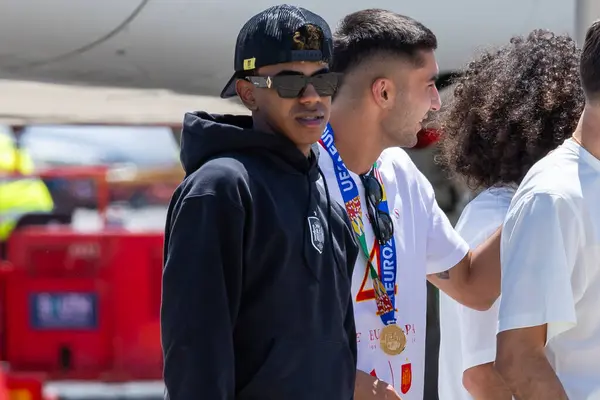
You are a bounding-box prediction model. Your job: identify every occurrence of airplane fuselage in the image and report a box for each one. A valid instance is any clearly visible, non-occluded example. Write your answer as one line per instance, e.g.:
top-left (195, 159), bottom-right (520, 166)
top-left (0, 0), bottom-right (577, 96)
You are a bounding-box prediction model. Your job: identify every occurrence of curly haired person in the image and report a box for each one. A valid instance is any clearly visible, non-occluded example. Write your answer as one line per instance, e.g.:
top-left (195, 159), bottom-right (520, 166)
top-left (436, 29), bottom-right (584, 400)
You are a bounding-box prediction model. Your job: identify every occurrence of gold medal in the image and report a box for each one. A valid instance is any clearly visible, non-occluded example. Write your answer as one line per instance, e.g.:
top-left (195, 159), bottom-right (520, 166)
top-left (380, 324), bottom-right (406, 356)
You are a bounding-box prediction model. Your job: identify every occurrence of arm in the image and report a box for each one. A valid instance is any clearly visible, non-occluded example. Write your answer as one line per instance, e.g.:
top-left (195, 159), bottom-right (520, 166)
top-left (418, 184), bottom-right (492, 310)
top-left (496, 326), bottom-right (568, 399)
top-left (427, 228), bottom-right (500, 311)
top-left (495, 193), bottom-right (580, 399)
top-left (161, 195), bottom-right (244, 400)
top-left (463, 363), bottom-right (512, 400)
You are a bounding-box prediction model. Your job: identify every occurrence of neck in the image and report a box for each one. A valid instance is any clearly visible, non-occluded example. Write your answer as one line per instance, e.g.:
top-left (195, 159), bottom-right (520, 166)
top-left (252, 115), bottom-right (311, 157)
top-left (329, 102), bottom-right (383, 175)
top-left (573, 105), bottom-right (600, 161)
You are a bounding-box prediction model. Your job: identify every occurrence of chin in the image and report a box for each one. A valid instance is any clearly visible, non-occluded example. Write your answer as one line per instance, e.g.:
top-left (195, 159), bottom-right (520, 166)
top-left (287, 126), bottom-right (324, 151)
top-left (303, 123), bottom-right (327, 139)
top-left (393, 131), bottom-right (419, 148)
top-left (306, 132), bottom-right (325, 147)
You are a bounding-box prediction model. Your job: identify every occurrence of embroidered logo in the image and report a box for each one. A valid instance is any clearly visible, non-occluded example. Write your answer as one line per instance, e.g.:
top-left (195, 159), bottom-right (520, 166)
top-left (307, 215), bottom-right (324, 254)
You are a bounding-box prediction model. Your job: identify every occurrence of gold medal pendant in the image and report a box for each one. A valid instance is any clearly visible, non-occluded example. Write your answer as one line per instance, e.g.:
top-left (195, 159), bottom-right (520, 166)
top-left (380, 324), bottom-right (406, 356)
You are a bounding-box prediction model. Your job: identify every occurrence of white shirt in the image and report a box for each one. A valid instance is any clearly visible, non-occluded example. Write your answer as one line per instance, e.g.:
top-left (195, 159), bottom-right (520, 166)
top-left (318, 146), bottom-right (469, 400)
top-left (438, 186), bottom-right (515, 400)
top-left (499, 139), bottom-right (600, 399)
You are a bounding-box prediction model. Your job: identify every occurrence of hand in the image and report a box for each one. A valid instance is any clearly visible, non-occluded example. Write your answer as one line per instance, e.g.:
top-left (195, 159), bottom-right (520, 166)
top-left (355, 370), bottom-right (402, 400)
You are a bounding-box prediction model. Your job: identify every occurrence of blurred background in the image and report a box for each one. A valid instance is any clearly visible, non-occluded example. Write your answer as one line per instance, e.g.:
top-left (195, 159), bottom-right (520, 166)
top-left (0, 0), bottom-right (598, 399)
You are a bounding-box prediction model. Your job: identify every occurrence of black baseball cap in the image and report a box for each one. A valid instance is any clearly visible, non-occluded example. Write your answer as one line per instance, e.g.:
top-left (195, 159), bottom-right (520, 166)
top-left (220, 4), bottom-right (333, 98)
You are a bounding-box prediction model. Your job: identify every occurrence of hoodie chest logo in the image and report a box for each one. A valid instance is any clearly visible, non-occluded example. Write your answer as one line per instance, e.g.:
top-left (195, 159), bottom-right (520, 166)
top-left (307, 215), bottom-right (325, 254)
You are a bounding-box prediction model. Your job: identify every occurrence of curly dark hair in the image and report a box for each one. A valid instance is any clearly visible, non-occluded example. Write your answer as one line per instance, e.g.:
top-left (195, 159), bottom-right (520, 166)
top-left (436, 29), bottom-right (584, 190)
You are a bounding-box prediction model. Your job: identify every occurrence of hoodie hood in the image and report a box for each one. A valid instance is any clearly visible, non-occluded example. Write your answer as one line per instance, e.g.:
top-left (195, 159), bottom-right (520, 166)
top-left (180, 112), bottom-right (320, 180)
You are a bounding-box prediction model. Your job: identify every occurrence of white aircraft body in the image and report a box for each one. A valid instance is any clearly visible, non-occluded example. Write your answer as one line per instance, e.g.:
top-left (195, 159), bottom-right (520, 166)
top-left (0, 0), bottom-right (583, 97)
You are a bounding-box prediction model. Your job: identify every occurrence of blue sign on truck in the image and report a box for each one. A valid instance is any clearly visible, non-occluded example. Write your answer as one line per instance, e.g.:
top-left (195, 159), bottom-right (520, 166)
top-left (30, 292), bottom-right (98, 330)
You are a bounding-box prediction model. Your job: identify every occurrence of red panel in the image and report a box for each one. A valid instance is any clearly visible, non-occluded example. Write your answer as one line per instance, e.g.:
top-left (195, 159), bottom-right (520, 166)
top-left (110, 233), bottom-right (164, 380)
top-left (2, 227), bottom-right (164, 381)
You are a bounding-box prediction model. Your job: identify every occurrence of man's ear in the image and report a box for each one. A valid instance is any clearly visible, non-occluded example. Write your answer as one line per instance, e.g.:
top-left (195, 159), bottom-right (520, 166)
top-left (236, 79), bottom-right (258, 111)
top-left (371, 77), bottom-right (396, 110)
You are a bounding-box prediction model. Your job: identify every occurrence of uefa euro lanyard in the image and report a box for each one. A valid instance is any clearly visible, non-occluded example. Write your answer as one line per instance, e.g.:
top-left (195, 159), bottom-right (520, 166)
top-left (319, 124), bottom-right (406, 355)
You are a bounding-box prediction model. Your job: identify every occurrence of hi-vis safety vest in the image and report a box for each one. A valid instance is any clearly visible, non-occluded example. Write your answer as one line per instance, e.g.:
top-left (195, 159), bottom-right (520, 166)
top-left (0, 133), bottom-right (54, 241)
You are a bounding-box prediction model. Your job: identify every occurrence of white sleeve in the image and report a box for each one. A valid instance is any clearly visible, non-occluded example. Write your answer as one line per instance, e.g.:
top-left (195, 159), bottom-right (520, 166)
top-left (455, 209), bottom-right (505, 372)
top-left (459, 299), bottom-right (500, 372)
top-left (425, 190), bottom-right (470, 275)
top-left (498, 193), bottom-right (580, 342)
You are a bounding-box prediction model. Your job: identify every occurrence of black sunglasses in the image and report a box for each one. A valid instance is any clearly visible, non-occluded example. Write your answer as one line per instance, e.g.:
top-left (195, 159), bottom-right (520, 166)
top-left (360, 172), bottom-right (394, 245)
top-left (245, 72), bottom-right (342, 98)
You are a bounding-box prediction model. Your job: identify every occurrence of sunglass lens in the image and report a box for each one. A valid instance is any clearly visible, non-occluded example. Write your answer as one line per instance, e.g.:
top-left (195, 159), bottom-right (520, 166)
top-left (311, 73), bottom-right (340, 97)
top-left (273, 73), bottom-right (341, 98)
top-left (273, 75), bottom-right (307, 98)
top-left (364, 175), bottom-right (383, 206)
top-left (377, 211), bottom-right (394, 242)
top-left (273, 75), bottom-right (306, 99)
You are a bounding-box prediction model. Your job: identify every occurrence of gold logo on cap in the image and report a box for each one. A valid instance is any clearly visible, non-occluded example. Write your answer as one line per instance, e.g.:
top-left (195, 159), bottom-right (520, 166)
top-left (293, 24), bottom-right (322, 51)
top-left (243, 58), bottom-right (256, 70)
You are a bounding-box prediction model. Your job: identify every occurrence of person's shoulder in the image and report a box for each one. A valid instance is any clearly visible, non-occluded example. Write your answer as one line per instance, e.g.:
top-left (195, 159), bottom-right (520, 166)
top-left (378, 147), bottom-right (428, 184)
top-left (508, 183), bottom-right (580, 228)
top-left (379, 147), bottom-right (436, 200)
top-left (468, 187), bottom-right (515, 211)
top-left (379, 147), bottom-right (418, 172)
top-left (182, 155), bottom-right (251, 200)
top-left (515, 145), bottom-right (584, 205)
top-left (456, 187), bottom-right (514, 247)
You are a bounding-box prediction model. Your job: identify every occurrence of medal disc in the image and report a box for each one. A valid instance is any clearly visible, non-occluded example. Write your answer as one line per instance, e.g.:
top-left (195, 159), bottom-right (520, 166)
top-left (380, 324), bottom-right (406, 356)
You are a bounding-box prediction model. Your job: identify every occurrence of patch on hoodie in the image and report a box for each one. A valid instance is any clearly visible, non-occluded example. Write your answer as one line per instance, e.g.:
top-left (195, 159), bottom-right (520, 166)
top-left (308, 215), bottom-right (325, 254)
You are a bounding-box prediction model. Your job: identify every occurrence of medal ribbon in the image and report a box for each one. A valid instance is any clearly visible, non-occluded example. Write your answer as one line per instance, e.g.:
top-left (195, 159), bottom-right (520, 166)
top-left (319, 124), bottom-right (398, 326)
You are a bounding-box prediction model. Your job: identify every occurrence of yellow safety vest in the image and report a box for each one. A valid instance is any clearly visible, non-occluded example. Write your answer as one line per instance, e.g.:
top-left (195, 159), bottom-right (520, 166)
top-left (0, 134), bottom-right (54, 241)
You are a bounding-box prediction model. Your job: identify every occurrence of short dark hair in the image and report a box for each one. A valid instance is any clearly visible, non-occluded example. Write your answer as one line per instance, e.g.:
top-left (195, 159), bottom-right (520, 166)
top-left (332, 9), bottom-right (437, 73)
top-left (436, 30), bottom-right (584, 190)
top-left (580, 20), bottom-right (600, 100)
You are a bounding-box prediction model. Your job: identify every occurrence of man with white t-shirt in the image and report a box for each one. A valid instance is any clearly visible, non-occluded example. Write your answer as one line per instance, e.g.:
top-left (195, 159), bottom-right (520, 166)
top-left (435, 30), bottom-right (584, 400)
top-left (318, 9), bottom-right (502, 400)
top-left (495, 21), bottom-right (600, 399)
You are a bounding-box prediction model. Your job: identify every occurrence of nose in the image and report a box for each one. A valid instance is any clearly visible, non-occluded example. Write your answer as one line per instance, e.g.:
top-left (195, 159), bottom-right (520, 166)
top-left (430, 85), bottom-right (441, 111)
top-left (298, 84), bottom-right (320, 104)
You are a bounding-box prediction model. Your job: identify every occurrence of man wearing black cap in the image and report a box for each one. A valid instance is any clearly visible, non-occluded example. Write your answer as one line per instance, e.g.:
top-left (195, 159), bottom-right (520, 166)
top-left (160, 4), bottom-right (359, 400)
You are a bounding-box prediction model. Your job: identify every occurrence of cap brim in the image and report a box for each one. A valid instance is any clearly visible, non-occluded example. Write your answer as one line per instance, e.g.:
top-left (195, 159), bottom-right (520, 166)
top-left (220, 73), bottom-right (238, 98)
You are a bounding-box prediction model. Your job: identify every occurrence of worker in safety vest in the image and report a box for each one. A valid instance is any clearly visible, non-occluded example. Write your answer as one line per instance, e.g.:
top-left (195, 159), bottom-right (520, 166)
top-left (0, 132), bottom-right (54, 242)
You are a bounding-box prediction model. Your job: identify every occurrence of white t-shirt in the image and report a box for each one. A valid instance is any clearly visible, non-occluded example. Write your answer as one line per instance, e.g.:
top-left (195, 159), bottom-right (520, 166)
top-left (499, 139), bottom-right (600, 399)
top-left (438, 186), bottom-right (515, 400)
top-left (318, 146), bottom-right (469, 399)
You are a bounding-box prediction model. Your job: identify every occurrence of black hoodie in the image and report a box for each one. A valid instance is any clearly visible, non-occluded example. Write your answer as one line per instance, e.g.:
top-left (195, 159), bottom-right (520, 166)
top-left (161, 112), bottom-right (359, 400)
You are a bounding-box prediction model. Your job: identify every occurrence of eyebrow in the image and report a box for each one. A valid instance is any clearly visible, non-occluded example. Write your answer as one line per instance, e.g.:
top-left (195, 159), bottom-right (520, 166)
top-left (275, 68), bottom-right (329, 77)
top-left (430, 74), bottom-right (439, 82)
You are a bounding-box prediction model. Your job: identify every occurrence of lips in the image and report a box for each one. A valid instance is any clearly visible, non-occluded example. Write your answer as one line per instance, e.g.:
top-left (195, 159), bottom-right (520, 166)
top-left (296, 114), bottom-right (324, 127)
top-left (297, 116), bottom-right (324, 121)
top-left (295, 112), bottom-right (325, 127)
top-left (296, 111), bottom-right (324, 119)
